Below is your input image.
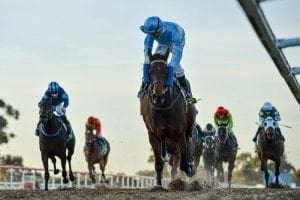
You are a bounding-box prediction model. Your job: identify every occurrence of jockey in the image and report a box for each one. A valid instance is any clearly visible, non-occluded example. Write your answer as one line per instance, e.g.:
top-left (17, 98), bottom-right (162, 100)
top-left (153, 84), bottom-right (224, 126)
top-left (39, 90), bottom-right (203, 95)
top-left (138, 16), bottom-right (196, 104)
top-left (35, 81), bottom-right (73, 140)
top-left (252, 101), bottom-right (284, 142)
top-left (85, 116), bottom-right (102, 138)
top-left (214, 106), bottom-right (238, 146)
top-left (202, 123), bottom-right (216, 137)
top-left (85, 116), bottom-right (107, 153)
top-left (198, 123), bottom-right (216, 143)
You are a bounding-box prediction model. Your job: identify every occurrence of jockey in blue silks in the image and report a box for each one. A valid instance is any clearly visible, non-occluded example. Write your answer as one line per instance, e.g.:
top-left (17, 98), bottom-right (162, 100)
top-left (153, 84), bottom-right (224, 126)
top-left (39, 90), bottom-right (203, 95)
top-left (138, 16), bottom-right (196, 104)
top-left (35, 81), bottom-right (73, 140)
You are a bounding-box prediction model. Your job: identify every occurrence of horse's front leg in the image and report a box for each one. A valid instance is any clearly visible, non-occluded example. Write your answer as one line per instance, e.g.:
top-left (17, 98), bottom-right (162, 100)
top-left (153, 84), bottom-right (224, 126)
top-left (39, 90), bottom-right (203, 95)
top-left (99, 159), bottom-right (108, 183)
top-left (169, 152), bottom-right (179, 179)
top-left (50, 156), bottom-right (59, 175)
top-left (275, 159), bottom-right (281, 185)
top-left (227, 156), bottom-right (236, 188)
top-left (149, 133), bottom-right (164, 187)
top-left (88, 163), bottom-right (96, 183)
top-left (60, 153), bottom-right (69, 184)
top-left (216, 160), bottom-right (224, 182)
top-left (41, 152), bottom-right (50, 191)
top-left (261, 158), bottom-right (269, 187)
top-left (67, 146), bottom-right (75, 182)
top-left (178, 133), bottom-right (194, 177)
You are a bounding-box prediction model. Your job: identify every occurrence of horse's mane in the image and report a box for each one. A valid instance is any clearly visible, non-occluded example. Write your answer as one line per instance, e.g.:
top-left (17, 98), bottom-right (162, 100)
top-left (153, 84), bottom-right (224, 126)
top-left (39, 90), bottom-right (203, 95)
top-left (151, 53), bottom-right (168, 62)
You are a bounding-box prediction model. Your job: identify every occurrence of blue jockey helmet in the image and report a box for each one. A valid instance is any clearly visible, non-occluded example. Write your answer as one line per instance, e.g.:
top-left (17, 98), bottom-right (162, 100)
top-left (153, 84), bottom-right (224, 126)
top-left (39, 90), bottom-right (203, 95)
top-left (140, 16), bottom-right (163, 34)
top-left (206, 123), bottom-right (213, 131)
top-left (48, 81), bottom-right (59, 94)
top-left (262, 101), bottom-right (272, 111)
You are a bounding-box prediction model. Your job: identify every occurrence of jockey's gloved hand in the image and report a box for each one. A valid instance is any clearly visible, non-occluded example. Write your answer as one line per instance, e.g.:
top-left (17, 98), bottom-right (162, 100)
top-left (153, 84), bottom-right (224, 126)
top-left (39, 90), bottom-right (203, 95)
top-left (142, 64), bottom-right (150, 84)
top-left (166, 65), bottom-right (174, 87)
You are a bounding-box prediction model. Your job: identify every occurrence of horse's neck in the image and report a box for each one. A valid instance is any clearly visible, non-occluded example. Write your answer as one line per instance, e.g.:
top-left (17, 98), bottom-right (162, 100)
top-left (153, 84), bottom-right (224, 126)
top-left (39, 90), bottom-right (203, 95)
top-left (43, 117), bottom-right (59, 133)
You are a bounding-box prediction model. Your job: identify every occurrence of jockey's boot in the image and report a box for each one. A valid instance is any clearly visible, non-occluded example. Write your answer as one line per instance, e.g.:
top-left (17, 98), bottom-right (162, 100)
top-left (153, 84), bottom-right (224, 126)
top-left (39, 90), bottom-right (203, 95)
top-left (62, 116), bottom-right (73, 141)
top-left (137, 82), bottom-right (148, 98)
top-left (252, 127), bottom-right (262, 143)
top-left (177, 76), bottom-right (197, 104)
top-left (35, 120), bottom-right (41, 136)
top-left (276, 127), bottom-right (285, 142)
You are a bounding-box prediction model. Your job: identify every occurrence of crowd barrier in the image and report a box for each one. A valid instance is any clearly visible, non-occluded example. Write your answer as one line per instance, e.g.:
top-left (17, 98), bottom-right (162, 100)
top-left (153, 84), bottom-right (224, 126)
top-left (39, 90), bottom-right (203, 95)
top-left (0, 165), bottom-right (170, 190)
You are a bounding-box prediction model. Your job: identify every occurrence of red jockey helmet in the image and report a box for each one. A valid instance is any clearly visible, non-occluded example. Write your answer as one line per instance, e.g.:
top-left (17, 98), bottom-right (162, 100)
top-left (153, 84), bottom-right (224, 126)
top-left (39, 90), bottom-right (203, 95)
top-left (216, 106), bottom-right (229, 117)
top-left (87, 116), bottom-right (96, 124)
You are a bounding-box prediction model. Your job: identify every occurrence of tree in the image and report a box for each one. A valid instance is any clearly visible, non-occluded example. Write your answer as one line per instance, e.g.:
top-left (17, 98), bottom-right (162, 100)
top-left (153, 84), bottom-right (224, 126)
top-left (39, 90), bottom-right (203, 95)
top-left (0, 99), bottom-right (19, 145)
top-left (233, 152), bottom-right (296, 185)
top-left (293, 168), bottom-right (300, 184)
top-left (0, 154), bottom-right (23, 166)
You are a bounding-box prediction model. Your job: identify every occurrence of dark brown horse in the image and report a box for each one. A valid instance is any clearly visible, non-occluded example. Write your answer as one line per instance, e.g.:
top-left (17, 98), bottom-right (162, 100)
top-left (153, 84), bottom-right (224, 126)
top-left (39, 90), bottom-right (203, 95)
top-left (140, 53), bottom-right (197, 186)
top-left (203, 135), bottom-right (216, 181)
top-left (84, 126), bottom-right (110, 184)
top-left (257, 116), bottom-right (284, 187)
top-left (38, 99), bottom-right (75, 191)
top-left (214, 125), bottom-right (237, 188)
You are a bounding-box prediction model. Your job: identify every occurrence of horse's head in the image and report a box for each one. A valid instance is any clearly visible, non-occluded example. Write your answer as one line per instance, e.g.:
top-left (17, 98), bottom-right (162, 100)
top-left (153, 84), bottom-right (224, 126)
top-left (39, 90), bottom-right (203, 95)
top-left (216, 126), bottom-right (228, 144)
top-left (263, 116), bottom-right (276, 141)
top-left (204, 135), bottom-right (216, 150)
top-left (38, 99), bottom-right (54, 123)
top-left (149, 53), bottom-right (169, 106)
top-left (85, 126), bottom-right (96, 147)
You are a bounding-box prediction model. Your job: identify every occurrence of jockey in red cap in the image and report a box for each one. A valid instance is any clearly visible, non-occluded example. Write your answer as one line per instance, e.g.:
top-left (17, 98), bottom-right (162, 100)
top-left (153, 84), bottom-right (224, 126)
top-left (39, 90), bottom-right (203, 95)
top-left (214, 106), bottom-right (238, 146)
top-left (85, 116), bottom-right (108, 155)
top-left (86, 116), bottom-right (102, 138)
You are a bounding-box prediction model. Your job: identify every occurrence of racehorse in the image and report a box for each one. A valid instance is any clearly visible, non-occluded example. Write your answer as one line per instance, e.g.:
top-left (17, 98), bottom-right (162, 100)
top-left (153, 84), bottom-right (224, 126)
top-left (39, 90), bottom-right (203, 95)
top-left (214, 125), bottom-right (237, 188)
top-left (38, 99), bottom-right (75, 191)
top-left (257, 116), bottom-right (284, 187)
top-left (203, 135), bottom-right (216, 180)
top-left (140, 53), bottom-right (197, 186)
top-left (84, 126), bottom-right (110, 184)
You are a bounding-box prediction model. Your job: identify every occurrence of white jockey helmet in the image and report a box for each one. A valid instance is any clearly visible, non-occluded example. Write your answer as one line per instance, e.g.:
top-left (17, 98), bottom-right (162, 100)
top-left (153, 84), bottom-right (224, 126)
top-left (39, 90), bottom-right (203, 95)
top-left (262, 101), bottom-right (272, 111)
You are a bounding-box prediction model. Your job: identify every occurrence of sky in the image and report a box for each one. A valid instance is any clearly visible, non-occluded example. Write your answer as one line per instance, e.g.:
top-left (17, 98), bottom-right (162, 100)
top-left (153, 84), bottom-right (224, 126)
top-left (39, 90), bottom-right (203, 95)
top-left (0, 0), bottom-right (299, 175)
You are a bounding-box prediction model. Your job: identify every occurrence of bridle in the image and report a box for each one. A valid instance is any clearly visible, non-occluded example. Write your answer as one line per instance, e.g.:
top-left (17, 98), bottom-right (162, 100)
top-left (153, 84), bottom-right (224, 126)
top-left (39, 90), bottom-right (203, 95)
top-left (149, 59), bottom-right (181, 110)
top-left (216, 127), bottom-right (228, 145)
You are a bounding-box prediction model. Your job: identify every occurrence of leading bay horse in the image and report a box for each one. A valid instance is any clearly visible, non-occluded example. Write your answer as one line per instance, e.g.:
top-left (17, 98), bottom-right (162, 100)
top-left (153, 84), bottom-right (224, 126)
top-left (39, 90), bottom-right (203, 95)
top-left (140, 53), bottom-right (197, 187)
top-left (84, 126), bottom-right (110, 184)
top-left (214, 125), bottom-right (237, 188)
top-left (257, 116), bottom-right (284, 187)
top-left (38, 99), bottom-right (75, 191)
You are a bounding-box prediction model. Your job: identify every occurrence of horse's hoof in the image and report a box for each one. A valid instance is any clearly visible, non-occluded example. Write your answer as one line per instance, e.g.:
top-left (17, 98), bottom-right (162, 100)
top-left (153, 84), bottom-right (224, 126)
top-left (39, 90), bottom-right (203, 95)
top-left (54, 169), bottom-right (59, 175)
top-left (185, 164), bottom-right (195, 177)
top-left (69, 175), bottom-right (75, 182)
top-left (63, 178), bottom-right (69, 184)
